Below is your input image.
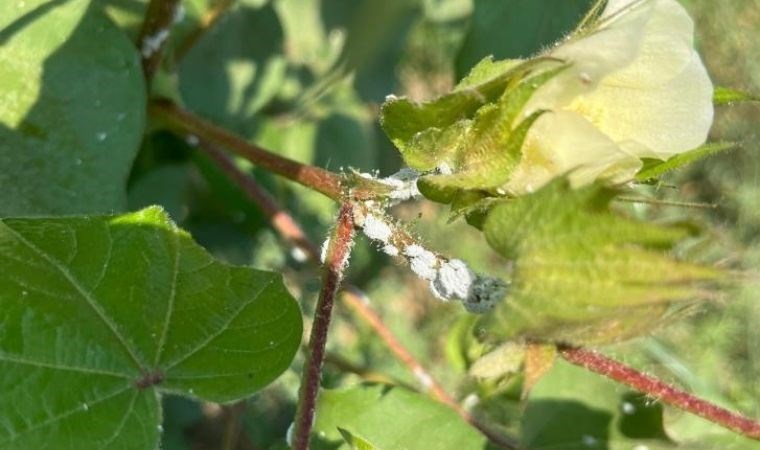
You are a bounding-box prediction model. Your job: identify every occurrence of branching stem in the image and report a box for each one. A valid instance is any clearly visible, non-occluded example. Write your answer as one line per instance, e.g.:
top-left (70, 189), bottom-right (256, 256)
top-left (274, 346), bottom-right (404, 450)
top-left (196, 144), bottom-right (517, 449)
top-left (292, 204), bottom-right (355, 450)
top-left (177, 107), bottom-right (759, 447)
top-left (558, 345), bottom-right (760, 441)
top-left (150, 100), bottom-right (343, 200)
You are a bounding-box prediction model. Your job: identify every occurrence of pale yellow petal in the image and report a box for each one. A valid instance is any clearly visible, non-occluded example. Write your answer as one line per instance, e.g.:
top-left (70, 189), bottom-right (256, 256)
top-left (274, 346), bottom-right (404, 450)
top-left (568, 50), bottom-right (713, 158)
top-left (523, 1), bottom-right (655, 113)
top-left (505, 111), bottom-right (642, 194)
top-left (606, 0), bottom-right (695, 88)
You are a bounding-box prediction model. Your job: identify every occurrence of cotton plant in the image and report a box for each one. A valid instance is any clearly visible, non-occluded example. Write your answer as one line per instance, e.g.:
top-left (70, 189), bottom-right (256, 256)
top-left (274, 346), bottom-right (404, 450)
top-left (365, 0), bottom-right (725, 346)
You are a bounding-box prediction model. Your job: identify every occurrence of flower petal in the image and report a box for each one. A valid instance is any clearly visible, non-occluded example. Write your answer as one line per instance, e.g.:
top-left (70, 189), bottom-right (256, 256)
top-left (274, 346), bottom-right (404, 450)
top-left (568, 50), bottom-right (713, 158)
top-left (523, 1), bottom-right (655, 112)
top-left (505, 111), bottom-right (641, 194)
top-left (605, 0), bottom-right (695, 88)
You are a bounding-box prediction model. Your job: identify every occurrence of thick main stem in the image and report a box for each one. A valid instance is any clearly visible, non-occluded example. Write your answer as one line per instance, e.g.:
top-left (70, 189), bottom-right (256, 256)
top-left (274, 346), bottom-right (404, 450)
top-left (292, 204), bottom-right (355, 450)
top-left (150, 100), bottom-right (344, 200)
top-left (137, 0), bottom-right (181, 80)
top-left (559, 345), bottom-right (760, 441)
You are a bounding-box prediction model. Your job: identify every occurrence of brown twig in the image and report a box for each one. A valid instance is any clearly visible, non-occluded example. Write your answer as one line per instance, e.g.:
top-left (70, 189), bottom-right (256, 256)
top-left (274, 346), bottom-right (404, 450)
top-left (220, 402), bottom-right (246, 450)
top-left (558, 345), bottom-right (760, 441)
top-left (292, 204), bottom-right (355, 450)
top-left (137, 0), bottom-right (181, 80)
top-left (150, 100), bottom-right (344, 200)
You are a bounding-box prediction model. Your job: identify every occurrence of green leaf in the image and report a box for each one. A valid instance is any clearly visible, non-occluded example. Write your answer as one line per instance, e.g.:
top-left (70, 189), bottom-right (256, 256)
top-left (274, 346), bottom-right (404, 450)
top-left (380, 57), bottom-right (557, 171)
top-left (178, 1), bottom-right (286, 137)
top-left (523, 359), bottom-right (672, 450)
top-left (0, 207), bottom-right (302, 449)
top-left (338, 427), bottom-right (381, 450)
top-left (481, 179), bottom-right (721, 345)
top-left (635, 142), bottom-right (739, 181)
top-left (312, 385), bottom-right (486, 450)
top-left (382, 59), bottom-right (564, 207)
top-left (713, 86), bottom-right (759, 106)
top-left (455, 0), bottom-right (594, 78)
top-left (0, 0), bottom-right (146, 216)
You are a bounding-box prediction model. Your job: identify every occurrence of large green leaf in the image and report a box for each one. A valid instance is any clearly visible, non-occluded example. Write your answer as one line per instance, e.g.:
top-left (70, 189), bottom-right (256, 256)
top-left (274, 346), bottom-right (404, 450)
top-left (455, 0), bottom-right (593, 78)
top-left (480, 179), bottom-right (721, 345)
top-left (312, 384), bottom-right (486, 450)
top-left (178, 1), bottom-right (286, 137)
top-left (0, 0), bottom-right (146, 216)
top-left (0, 207), bottom-right (302, 449)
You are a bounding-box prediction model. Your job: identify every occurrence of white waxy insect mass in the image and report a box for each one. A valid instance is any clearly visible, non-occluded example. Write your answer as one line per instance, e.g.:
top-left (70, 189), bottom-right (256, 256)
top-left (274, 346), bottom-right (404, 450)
top-left (362, 214), bottom-right (393, 243)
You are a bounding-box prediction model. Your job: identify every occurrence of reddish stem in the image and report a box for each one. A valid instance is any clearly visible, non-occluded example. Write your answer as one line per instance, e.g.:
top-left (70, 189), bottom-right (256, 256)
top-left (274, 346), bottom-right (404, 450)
top-left (150, 100), bottom-right (343, 200)
top-left (341, 287), bottom-right (517, 449)
top-left (137, 0), bottom-right (181, 80)
top-left (558, 345), bottom-right (760, 441)
top-left (291, 204), bottom-right (355, 450)
top-left (196, 144), bottom-right (517, 449)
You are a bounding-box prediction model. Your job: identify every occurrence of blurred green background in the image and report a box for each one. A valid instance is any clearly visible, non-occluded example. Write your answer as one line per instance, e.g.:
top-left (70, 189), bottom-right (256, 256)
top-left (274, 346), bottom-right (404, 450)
top-left (97, 0), bottom-right (759, 448)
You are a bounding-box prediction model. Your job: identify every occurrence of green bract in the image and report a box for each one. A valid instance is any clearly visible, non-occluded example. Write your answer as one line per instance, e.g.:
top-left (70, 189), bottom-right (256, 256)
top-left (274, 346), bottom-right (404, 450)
top-left (0, 0), bottom-right (145, 216)
top-left (381, 57), bottom-right (566, 205)
top-left (479, 179), bottom-right (721, 345)
top-left (0, 207), bottom-right (302, 449)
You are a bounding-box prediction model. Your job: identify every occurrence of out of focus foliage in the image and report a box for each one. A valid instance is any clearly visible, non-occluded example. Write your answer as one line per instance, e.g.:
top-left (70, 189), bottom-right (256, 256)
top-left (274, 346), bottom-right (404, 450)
top-left (128, 0), bottom-right (758, 448)
top-left (0, 0), bottom-right (756, 448)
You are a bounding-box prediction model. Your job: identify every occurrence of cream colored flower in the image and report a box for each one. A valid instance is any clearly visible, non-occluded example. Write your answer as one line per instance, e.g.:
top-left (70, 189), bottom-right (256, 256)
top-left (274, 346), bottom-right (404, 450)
top-left (505, 0), bottom-right (714, 194)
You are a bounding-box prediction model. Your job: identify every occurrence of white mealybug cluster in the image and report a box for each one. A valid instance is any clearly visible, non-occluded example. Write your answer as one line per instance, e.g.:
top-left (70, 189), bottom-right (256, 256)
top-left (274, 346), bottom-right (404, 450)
top-left (352, 168), bottom-right (508, 312)
top-left (430, 259), bottom-right (474, 300)
top-left (463, 276), bottom-right (509, 313)
top-left (320, 237), bottom-right (330, 263)
top-left (404, 244), bottom-right (438, 281)
top-left (355, 208), bottom-right (508, 312)
top-left (382, 244), bottom-right (399, 256)
top-left (172, 4), bottom-right (186, 24)
top-left (356, 167), bottom-right (421, 205)
top-left (436, 162), bottom-right (453, 175)
top-left (141, 29), bottom-right (170, 58)
top-left (362, 214), bottom-right (393, 243)
top-left (377, 168), bottom-right (422, 204)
